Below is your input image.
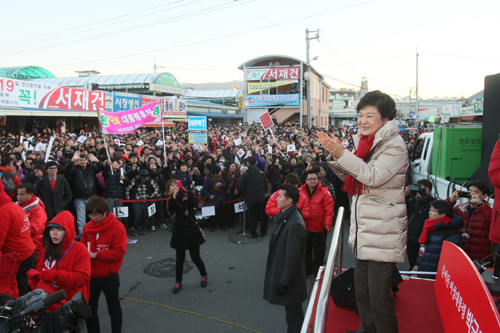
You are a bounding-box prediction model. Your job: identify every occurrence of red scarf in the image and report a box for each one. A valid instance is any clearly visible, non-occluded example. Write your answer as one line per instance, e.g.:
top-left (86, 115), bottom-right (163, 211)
top-left (418, 216), bottom-right (452, 244)
top-left (342, 135), bottom-right (375, 196)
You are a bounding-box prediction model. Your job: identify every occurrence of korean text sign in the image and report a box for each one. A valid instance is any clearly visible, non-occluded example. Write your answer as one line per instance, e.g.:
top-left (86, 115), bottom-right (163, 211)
top-left (99, 101), bottom-right (162, 134)
top-left (435, 242), bottom-right (500, 333)
top-left (247, 81), bottom-right (296, 94)
top-left (163, 97), bottom-right (187, 118)
top-left (39, 86), bottom-right (105, 111)
top-left (246, 94), bottom-right (299, 107)
top-left (259, 112), bottom-right (274, 131)
top-left (188, 116), bottom-right (207, 130)
top-left (244, 67), bottom-right (300, 81)
top-left (112, 92), bottom-right (141, 112)
top-left (0, 78), bottom-right (58, 108)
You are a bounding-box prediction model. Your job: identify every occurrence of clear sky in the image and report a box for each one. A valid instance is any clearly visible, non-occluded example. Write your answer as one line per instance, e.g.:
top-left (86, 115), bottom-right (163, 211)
top-left (1, 0), bottom-right (498, 99)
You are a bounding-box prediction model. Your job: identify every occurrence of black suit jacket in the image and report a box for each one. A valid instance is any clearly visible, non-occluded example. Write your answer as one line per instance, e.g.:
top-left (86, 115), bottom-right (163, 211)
top-left (35, 176), bottom-right (72, 221)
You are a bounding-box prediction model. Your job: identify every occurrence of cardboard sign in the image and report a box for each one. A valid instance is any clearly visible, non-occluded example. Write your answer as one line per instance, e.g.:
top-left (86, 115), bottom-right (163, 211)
top-left (113, 206), bottom-right (129, 218)
top-left (77, 135), bottom-right (87, 144)
top-left (287, 144), bottom-right (296, 152)
top-left (259, 112), bottom-right (274, 131)
top-left (35, 143), bottom-right (46, 152)
top-left (234, 201), bottom-right (245, 213)
top-left (156, 140), bottom-right (164, 147)
top-left (148, 203), bottom-right (156, 217)
top-left (268, 145), bottom-right (272, 154)
top-left (136, 140), bottom-right (144, 147)
top-left (234, 138), bottom-right (242, 146)
top-left (435, 242), bottom-right (500, 333)
top-left (44, 137), bottom-right (55, 162)
top-left (202, 206), bottom-right (216, 217)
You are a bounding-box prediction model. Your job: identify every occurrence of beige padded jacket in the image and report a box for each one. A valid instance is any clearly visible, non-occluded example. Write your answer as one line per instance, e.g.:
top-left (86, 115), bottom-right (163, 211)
top-left (327, 120), bottom-right (408, 263)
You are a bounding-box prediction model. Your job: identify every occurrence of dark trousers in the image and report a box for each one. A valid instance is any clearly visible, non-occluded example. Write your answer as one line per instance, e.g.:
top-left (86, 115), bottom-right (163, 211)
top-left (407, 242), bottom-right (419, 270)
top-left (354, 259), bottom-right (398, 333)
top-left (305, 231), bottom-right (326, 276)
top-left (154, 199), bottom-right (165, 224)
top-left (247, 201), bottom-right (267, 236)
top-left (175, 246), bottom-right (207, 283)
top-left (207, 205), bottom-right (224, 228)
top-left (132, 202), bottom-right (152, 230)
top-left (285, 304), bottom-right (304, 333)
top-left (86, 273), bottom-right (122, 333)
top-left (16, 251), bottom-right (36, 297)
top-left (106, 197), bottom-right (124, 223)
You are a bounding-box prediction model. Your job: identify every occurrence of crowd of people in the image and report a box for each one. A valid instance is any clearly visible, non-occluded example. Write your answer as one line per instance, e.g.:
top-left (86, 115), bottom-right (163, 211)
top-left (0, 89), bottom-right (499, 333)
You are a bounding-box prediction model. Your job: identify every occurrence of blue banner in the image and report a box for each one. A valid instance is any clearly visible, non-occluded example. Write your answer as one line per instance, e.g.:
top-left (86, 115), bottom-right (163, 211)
top-left (112, 92), bottom-right (141, 112)
top-left (188, 116), bottom-right (207, 130)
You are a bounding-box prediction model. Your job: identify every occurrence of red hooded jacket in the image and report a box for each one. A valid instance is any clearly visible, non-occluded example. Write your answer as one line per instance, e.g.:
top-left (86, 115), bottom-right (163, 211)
top-left (489, 134), bottom-right (500, 244)
top-left (81, 212), bottom-right (127, 279)
top-left (299, 183), bottom-right (334, 233)
top-left (31, 211), bottom-right (90, 306)
top-left (266, 188), bottom-right (311, 220)
top-left (0, 181), bottom-right (36, 261)
top-left (18, 195), bottom-right (47, 267)
top-left (0, 166), bottom-right (21, 199)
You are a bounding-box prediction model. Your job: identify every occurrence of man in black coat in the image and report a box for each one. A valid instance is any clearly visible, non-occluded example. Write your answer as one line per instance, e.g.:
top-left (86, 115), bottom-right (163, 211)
top-left (237, 156), bottom-right (268, 238)
top-left (263, 184), bottom-right (307, 333)
top-left (102, 159), bottom-right (129, 222)
top-left (405, 178), bottom-right (435, 270)
top-left (35, 161), bottom-right (72, 222)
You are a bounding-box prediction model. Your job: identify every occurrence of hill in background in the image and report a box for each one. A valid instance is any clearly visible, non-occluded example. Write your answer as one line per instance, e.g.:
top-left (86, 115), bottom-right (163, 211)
top-left (180, 80), bottom-right (243, 91)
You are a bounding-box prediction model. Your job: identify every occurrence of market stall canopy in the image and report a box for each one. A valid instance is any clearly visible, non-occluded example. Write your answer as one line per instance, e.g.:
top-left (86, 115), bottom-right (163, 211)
top-left (0, 66), bottom-right (55, 79)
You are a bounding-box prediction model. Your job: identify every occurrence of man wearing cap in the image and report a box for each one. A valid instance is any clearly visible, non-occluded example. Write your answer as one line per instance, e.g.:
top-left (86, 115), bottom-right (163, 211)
top-left (125, 169), bottom-right (160, 236)
top-left (36, 161), bottom-right (72, 222)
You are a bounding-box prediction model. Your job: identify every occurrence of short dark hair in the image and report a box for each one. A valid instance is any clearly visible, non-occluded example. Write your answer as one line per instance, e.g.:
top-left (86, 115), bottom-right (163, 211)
top-left (416, 179), bottom-right (433, 191)
top-left (304, 170), bottom-right (319, 179)
top-left (356, 90), bottom-right (397, 120)
top-left (18, 183), bottom-right (35, 194)
top-left (210, 165), bottom-right (221, 175)
top-left (1, 157), bottom-right (12, 167)
top-left (466, 181), bottom-right (490, 196)
top-left (245, 156), bottom-right (256, 166)
top-left (279, 184), bottom-right (300, 205)
top-left (430, 200), bottom-right (453, 219)
top-left (86, 196), bottom-right (110, 215)
top-left (285, 172), bottom-right (299, 185)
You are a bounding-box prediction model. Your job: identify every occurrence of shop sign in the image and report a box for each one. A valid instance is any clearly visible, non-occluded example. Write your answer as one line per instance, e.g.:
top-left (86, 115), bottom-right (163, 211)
top-left (473, 98), bottom-right (483, 113)
top-left (112, 92), bottom-right (141, 112)
top-left (244, 67), bottom-right (300, 81)
top-left (0, 78), bottom-right (58, 108)
top-left (38, 86), bottom-right (105, 111)
top-left (247, 81), bottom-right (296, 94)
top-left (163, 97), bottom-right (187, 118)
top-left (247, 94), bottom-right (299, 107)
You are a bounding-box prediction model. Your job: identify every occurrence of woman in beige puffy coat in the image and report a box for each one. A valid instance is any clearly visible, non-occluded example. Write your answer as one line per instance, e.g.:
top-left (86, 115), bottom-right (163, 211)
top-left (318, 90), bottom-right (408, 333)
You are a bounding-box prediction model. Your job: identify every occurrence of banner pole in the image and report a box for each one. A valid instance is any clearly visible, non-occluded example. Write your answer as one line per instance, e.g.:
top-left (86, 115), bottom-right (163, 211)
top-left (103, 134), bottom-right (114, 175)
top-left (161, 102), bottom-right (167, 159)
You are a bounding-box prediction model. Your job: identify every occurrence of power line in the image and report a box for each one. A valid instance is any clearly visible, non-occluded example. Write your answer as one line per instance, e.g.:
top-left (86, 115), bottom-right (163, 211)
top-left (45, 0), bottom-right (376, 69)
top-left (0, 0), bottom-right (186, 48)
top-left (0, 0), bottom-right (250, 57)
top-left (421, 53), bottom-right (500, 58)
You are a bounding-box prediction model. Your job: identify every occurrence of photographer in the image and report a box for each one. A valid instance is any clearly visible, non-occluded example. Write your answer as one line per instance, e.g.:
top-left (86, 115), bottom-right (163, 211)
top-left (405, 179), bottom-right (435, 270)
top-left (446, 181), bottom-right (492, 261)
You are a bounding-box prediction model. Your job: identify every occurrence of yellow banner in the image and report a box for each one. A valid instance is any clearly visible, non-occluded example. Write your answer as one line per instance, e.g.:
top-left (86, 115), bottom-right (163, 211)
top-left (247, 81), bottom-right (296, 94)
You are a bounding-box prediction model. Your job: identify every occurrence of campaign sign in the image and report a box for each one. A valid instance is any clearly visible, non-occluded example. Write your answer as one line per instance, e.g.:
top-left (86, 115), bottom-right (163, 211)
top-left (99, 101), bottom-right (161, 134)
top-left (148, 203), bottom-right (156, 217)
top-left (234, 201), bottom-right (245, 213)
top-left (113, 206), bottom-right (129, 218)
top-left (188, 116), bottom-right (207, 130)
top-left (188, 130), bottom-right (207, 144)
top-left (435, 242), bottom-right (500, 333)
top-left (259, 112), bottom-right (274, 131)
top-left (39, 87), bottom-right (105, 111)
top-left (112, 92), bottom-right (141, 112)
top-left (202, 206), bottom-right (216, 217)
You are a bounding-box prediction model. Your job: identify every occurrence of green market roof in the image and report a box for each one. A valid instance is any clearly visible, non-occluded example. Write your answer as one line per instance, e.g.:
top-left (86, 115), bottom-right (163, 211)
top-left (0, 66), bottom-right (55, 79)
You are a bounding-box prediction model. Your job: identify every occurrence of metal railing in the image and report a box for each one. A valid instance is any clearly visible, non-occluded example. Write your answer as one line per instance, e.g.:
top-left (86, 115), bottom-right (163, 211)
top-left (301, 206), bottom-right (345, 333)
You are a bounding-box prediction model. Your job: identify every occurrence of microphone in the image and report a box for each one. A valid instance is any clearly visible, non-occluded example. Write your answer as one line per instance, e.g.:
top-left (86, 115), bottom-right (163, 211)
top-left (19, 289), bottom-right (66, 316)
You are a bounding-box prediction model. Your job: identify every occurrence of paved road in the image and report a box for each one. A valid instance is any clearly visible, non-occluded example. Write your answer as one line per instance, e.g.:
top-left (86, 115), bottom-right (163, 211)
top-left (93, 214), bottom-right (408, 333)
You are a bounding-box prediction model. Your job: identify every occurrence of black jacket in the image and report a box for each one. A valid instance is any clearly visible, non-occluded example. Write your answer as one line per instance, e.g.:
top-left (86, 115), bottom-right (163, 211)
top-left (168, 191), bottom-right (205, 250)
top-left (35, 176), bottom-right (72, 222)
top-left (102, 167), bottom-right (129, 199)
top-left (406, 194), bottom-right (436, 244)
top-left (237, 165), bottom-right (268, 203)
top-left (65, 162), bottom-right (103, 199)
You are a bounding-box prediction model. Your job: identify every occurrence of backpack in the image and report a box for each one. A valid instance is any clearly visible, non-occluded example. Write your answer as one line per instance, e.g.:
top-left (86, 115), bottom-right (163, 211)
top-left (0, 171), bottom-right (15, 195)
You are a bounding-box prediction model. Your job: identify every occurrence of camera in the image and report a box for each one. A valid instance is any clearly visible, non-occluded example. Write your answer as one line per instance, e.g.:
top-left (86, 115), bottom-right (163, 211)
top-left (458, 191), bottom-right (471, 198)
top-left (0, 290), bottom-right (90, 333)
top-left (409, 184), bottom-right (427, 196)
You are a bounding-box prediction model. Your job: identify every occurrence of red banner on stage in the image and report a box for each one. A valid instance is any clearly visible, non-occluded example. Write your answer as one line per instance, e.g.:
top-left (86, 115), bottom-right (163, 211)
top-left (435, 242), bottom-right (500, 333)
top-left (259, 112), bottom-right (274, 131)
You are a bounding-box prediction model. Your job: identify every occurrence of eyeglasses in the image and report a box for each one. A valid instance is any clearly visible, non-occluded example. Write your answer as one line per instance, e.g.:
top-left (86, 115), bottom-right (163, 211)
top-left (306, 178), bottom-right (318, 181)
top-left (429, 209), bottom-right (439, 213)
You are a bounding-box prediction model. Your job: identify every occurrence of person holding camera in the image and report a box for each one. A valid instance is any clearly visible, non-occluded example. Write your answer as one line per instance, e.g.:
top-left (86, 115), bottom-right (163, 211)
top-left (446, 181), bottom-right (492, 261)
top-left (405, 179), bottom-right (435, 270)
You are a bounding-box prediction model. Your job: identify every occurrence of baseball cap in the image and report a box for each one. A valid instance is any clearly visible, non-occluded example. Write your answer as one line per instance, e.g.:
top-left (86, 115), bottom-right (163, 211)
top-left (140, 169), bottom-right (149, 180)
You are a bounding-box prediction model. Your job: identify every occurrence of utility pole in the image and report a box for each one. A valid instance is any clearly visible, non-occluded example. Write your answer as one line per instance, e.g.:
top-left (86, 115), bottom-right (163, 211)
top-left (416, 48), bottom-right (419, 116)
top-left (153, 57), bottom-right (165, 73)
top-left (306, 29), bottom-right (319, 130)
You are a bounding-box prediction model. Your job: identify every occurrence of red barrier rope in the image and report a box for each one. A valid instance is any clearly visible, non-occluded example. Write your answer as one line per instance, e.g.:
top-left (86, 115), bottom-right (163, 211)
top-left (119, 195), bottom-right (243, 205)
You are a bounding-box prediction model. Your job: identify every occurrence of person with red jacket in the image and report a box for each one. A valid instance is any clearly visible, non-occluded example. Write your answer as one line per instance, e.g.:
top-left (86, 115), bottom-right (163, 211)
top-left (489, 134), bottom-right (500, 261)
top-left (266, 173), bottom-right (311, 220)
top-left (27, 211), bottom-right (91, 311)
top-left (0, 157), bottom-right (22, 199)
top-left (0, 178), bottom-right (36, 298)
top-left (81, 196), bottom-right (127, 333)
top-left (299, 170), bottom-right (334, 277)
top-left (446, 181), bottom-right (492, 261)
top-left (16, 183), bottom-right (47, 268)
